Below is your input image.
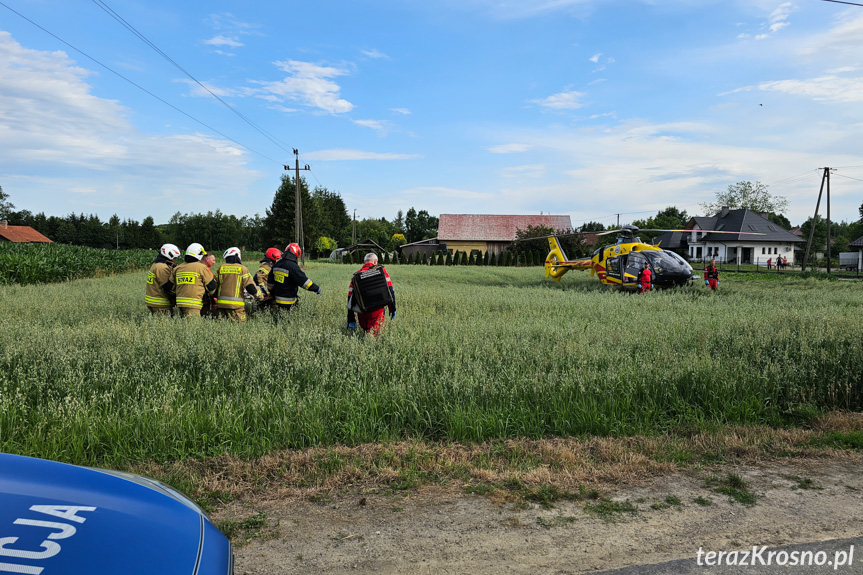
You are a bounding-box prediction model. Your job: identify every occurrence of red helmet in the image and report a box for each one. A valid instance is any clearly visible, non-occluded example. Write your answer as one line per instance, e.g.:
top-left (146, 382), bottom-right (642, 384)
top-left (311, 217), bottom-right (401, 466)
top-left (285, 243), bottom-right (302, 258)
top-left (265, 247), bottom-right (282, 262)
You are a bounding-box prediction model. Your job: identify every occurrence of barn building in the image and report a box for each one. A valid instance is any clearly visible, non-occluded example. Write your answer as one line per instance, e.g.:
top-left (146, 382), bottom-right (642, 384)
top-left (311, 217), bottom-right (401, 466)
top-left (437, 214), bottom-right (573, 256)
top-left (0, 221), bottom-right (53, 243)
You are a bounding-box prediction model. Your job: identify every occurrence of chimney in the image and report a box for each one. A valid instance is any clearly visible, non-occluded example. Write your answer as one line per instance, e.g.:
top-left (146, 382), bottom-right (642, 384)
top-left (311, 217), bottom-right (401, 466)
top-left (720, 206), bottom-right (729, 218)
top-left (0, 220), bottom-right (7, 229)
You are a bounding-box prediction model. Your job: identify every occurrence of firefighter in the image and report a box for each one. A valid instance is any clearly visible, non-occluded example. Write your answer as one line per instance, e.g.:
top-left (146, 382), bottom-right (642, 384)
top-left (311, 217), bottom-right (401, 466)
top-left (267, 243), bottom-right (321, 318)
top-left (347, 252), bottom-right (396, 336)
top-left (705, 258), bottom-right (719, 290)
top-left (170, 243), bottom-right (217, 318)
top-left (637, 262), bottom-right (652, 294)
top-left (214, 247), bottom-right (262, 322)
top-left (255, 248), bottom-right (282, 301)
top-left (145, 243), bottom-right (181, 315)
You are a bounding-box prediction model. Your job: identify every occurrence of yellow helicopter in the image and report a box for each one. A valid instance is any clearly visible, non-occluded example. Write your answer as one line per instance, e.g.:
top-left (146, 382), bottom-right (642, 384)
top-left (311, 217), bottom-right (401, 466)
top-left (544, 225), bottom-right (759, 290)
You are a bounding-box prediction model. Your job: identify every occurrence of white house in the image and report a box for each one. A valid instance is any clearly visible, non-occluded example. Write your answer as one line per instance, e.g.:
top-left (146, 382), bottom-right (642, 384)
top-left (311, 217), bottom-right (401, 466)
top-left (685, 208), bottom-right (803, 265)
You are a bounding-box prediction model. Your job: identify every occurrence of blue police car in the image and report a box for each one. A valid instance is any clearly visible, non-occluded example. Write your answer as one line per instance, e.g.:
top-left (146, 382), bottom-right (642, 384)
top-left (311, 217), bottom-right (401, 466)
top-left (0, 453), bottom-right (233, 575)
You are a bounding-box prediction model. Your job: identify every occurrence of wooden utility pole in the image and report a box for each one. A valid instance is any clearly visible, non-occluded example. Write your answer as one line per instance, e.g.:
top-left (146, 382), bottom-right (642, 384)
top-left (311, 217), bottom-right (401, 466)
top-left (285, 149), bottom-right (310, 266)
top-left (352, 209), bottom-right (357, 244)
top-left (802, 167), bottom-right (831, 272)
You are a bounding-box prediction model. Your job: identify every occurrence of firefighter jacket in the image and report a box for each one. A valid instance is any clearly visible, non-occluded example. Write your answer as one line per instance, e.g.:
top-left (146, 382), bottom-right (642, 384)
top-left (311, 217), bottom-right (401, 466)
top-left (255, 260), bottom-right (273, 295)
top-left (215, 258), bottom-right (258, 309)
top-left (705, 265), bottom-right (719, 280)
top-left (267, 252), bottom-right (319, 306)
top-left (145, 255), bottom-right (175, 309)
top-left (347, 262), bottom-right (396, 324)
top-left (171, 259), bottom-right (217, 310)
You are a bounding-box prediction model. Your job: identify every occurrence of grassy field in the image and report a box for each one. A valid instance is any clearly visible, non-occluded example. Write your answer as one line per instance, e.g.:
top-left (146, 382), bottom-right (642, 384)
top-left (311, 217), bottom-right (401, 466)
top-left (1, 263), bottom-right (861, 469)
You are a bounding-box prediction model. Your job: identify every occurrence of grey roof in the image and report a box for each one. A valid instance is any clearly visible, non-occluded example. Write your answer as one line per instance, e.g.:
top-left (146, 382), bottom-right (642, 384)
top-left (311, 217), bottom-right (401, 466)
top-left (652, 231), bottom-right (688, 250)
top-left (687, 209), bottom-right (804, 243)
top-left (850, 236), bottom-right (863, 248)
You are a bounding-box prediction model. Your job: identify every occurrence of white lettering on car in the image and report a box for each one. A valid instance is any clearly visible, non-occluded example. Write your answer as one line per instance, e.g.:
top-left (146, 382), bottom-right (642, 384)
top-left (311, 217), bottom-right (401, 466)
top-left (0, 505), bottom-right (97, 574)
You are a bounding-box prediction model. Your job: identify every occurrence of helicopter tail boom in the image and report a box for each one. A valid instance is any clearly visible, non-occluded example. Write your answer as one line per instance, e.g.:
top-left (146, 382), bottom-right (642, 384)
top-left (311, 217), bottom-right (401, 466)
top-left (545, 236), bottom-right (592, 280)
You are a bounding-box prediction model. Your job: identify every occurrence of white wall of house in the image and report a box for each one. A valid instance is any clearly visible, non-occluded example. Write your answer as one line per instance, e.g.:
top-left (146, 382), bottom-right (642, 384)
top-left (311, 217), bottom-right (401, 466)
top-left (688, 241), bottom-right (796, 264)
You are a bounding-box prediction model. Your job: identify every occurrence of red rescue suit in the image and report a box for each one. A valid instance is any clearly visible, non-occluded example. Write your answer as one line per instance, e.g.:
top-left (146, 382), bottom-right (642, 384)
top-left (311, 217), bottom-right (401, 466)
top-left (637, 267), bottom-right (652, 294)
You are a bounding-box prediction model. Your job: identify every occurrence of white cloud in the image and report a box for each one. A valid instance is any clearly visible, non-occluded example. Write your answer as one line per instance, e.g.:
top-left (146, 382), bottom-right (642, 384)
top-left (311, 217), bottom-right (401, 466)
top-left (250, 60), bottom-right (354, 114)
top-left (206, 13), bottom-right (262, 35)
top-left (390, 107), bottom-right (411, 115)
top-left (303, 149), bottom-right (421, 161)
top-left (501, 164), bottom-right (546, 178)
top-left (0, 32), bottom-right (263, 222)
top-left (362, 48), bottom-right (390, 59)
top-left (530, 90), bottom-right (586, 110)
top-left (758, 75), bottom-right (863, 103)
top-left (589, 53), bottom-right (601, 63)
top-left (487, 143), bottom-right (532, 153)
top-left (205, 35), bottom-right (244, 48)
top-left (352, 119), bottom-right (391, 135)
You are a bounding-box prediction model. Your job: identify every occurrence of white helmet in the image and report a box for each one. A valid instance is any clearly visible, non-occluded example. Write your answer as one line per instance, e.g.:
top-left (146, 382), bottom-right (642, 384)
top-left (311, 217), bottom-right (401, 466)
top-left (185, 243), bottom-right (207, 261)
top-left (160, 243), bottom-right (181, 260)
top-left (223, 247), bottom-right (241, 260)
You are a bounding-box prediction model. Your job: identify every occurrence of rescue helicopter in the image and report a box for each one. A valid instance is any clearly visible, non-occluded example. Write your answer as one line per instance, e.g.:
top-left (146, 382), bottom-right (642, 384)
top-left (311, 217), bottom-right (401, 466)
top-left (544, 225), bottom-right (760, 290)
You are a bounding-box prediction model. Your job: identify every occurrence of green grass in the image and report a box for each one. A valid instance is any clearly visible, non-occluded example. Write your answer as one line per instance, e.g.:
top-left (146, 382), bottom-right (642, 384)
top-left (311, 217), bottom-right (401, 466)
top-left (706, 473), bottom-right (758, 506)
top-left (1, 264), bottom-right (862, 467)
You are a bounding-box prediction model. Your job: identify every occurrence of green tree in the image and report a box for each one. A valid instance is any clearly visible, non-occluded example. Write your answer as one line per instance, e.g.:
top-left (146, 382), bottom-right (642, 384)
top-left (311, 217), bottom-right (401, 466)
top-left (265, 174), bottom-right (314, 250)
top-left (388, 233), bottom-right (407, 252)
top-left (404, 208), bottom-right (439, 243)
top-left (311, 187), bottom-right (351, 246)
top-left (701, 181), bottom-right (788, 216)
top-left (581, 221), bottom-right (605, 232)
top-left (0, 185), bottom-right (15, 220)
top-left (314, 236), bottom-right (337, 258)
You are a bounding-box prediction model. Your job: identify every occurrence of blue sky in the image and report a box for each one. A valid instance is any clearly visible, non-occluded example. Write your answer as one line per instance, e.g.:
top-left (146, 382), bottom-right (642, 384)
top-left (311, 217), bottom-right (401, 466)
top-left (2, 0), bottom-right (862, 229)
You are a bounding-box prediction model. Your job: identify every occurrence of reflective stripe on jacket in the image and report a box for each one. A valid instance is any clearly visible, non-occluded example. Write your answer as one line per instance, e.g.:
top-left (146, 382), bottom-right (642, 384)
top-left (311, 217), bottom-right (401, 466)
top-left (172, 261), bottom-right (216, 309)
top-left (145, 259), bottom-right (174, 308)
top-left (215, 263), bottom-right (255, 309)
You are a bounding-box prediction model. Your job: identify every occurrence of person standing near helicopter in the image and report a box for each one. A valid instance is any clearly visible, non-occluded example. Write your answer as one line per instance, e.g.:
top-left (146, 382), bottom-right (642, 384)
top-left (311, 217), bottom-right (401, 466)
top-left (705, 258), bottom-right (719, 290)
top-left (637, 262), bottom-right (652, 294)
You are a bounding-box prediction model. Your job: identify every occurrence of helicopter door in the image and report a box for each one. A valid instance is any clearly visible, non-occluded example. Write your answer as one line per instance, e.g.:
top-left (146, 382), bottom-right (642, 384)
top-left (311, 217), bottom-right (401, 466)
top-left (625, 252), bottom-right (649, 285)
top-left (606, 256), bottom-right (622, 283)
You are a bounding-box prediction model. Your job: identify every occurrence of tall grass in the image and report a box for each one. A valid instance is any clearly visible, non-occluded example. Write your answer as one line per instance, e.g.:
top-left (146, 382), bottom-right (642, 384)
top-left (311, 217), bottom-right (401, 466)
top-left (1, 265), bottom-right (861, 467)
top-left (0, 243), bottom-right (153, 285)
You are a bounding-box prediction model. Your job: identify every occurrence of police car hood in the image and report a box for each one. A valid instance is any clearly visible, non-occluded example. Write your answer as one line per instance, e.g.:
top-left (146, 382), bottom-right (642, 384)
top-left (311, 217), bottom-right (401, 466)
top-left (0, 453), bottom-right (219, 575)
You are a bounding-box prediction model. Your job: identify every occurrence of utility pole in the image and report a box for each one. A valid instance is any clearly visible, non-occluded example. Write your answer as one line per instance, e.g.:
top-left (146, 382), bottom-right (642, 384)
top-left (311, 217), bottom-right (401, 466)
top-left (802, 167), bottom-right (831, 272)
top-left (285, 149), bottom-right (310, 266)
top-left (352, 209), bottom-right (357, 244)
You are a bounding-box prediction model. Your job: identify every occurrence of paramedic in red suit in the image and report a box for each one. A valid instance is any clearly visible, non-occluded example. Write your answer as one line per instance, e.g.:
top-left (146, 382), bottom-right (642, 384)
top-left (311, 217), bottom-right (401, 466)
top-left (347, 253), bottom-right (396, 336)
top-left (637, 263), bottom-right (652, 294)
top-left (705, 259), bottom-right (719, 290)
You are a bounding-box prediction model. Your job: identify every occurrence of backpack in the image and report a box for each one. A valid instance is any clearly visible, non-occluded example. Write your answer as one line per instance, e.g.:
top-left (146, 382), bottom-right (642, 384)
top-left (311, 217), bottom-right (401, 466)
top-left (350, 265), bottom-right (393, 313)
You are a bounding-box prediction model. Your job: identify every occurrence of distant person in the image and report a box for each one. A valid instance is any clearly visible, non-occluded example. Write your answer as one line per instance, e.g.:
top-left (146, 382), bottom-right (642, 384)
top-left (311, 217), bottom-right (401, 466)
top-left (782, 255), bottom-right (788, 270)
top-left (170, 243), bottom-right (217, 318)
top-left (145, 243), bottom-right (181, 315)
top-left (637, 262), bottom-right (652, 294)
top-left (254, 248), bottom-right (282, 307)
top-left (347, 252), bottom-right (396, 336)
top-left (705, 258), bottom-right (719, 290)
top-left (214, 247), bottom-right (263, 322)
top-left (267, 243), bottom-right (321, 318)
top-left (767, 257), bottom-right (772, 271)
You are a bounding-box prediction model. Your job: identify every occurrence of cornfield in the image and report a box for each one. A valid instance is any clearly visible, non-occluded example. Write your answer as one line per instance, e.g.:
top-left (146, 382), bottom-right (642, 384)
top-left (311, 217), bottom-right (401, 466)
top-left (1, 264), bottom-right (861, 468)
top-left (0, 243), bottom-right (153, 285)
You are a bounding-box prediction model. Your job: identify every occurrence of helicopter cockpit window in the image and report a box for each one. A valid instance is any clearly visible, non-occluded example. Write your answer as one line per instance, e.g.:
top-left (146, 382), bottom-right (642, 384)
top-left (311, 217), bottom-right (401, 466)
top-left (607, 256), bottom-right (620, 274)
top-left (625, 252), bottom-right (649, 281)
top-left (642, 250), bottom-right (692, 274)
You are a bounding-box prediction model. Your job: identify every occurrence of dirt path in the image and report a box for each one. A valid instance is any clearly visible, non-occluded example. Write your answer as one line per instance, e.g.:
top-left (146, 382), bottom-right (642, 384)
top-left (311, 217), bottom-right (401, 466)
top-left (222, 456), bottom-right (863, 574)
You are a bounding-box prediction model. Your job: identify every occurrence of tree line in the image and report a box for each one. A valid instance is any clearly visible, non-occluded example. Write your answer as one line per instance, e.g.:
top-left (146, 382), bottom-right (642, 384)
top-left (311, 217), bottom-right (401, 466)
top-left (0, 180), bottom-right (439, 258)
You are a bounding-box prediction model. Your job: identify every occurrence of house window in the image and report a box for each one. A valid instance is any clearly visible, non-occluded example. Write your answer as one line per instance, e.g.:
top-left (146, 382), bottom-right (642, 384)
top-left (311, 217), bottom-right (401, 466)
top-left (696, 247), bottom-right (702, 259)
top-left (762, 248), bottom-right (765, 254)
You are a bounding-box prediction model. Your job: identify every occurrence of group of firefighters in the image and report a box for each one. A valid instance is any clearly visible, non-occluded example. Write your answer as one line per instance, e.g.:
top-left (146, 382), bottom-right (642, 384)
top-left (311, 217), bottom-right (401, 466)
top-left (144, 242), bottom-right (397, 335)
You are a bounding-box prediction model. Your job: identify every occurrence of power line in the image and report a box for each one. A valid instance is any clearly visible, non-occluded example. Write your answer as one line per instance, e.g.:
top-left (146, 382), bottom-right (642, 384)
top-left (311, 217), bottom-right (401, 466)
top-left (90, 0), bottom-right (295, 156)
top-left (0, 0), bottom-right (281, 165)
top-left (822, 0), bottom-right (863, 6)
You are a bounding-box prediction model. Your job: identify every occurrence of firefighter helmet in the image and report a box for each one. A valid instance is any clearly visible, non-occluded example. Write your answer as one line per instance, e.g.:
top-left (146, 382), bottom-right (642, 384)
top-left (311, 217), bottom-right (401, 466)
top-left (286, 243), bottom-right (302, 258)
top-left (265, 247), bottom-right (282, 262)
top-left (160, 243), bottom-right (181, 260)
top-left (185, 243), bottom-right (207, 261)
top-left (223, 247), bottom-right (241, 260)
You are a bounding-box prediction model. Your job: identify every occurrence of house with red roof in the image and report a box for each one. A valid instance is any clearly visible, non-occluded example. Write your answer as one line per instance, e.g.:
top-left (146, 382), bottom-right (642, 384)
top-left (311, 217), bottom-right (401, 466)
top-left (0, 220), bottom-right (53, 243)
top-left (437, 214), bottom-right (573, 255)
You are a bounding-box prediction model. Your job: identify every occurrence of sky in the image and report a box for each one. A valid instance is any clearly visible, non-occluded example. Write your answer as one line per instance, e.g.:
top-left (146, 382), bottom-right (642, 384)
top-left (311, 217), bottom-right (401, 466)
top-left (2, 0), bottom-right (863, 229)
